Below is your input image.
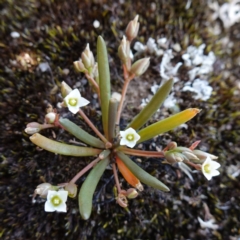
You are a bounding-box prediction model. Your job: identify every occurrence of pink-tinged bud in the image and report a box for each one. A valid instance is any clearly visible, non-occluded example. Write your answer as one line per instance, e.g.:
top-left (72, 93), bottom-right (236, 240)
top-left (116, 194), bottom-right (128, 208)
top-left (81, 44), bottom-right (95, 69)
top-left (64, 183), bottom-right (77, 198)
top-left (73, 59), bottom-right (87, 73)
top-left (61, 81), bottom-right (72, 98)
top-left (126, 15), bottom-right (140, 42)
top-left (35, 183), bottom-right (53, 198)
top-left (130, 57), bottom-right (150, 76)
top-left (118, 36), bottom-right (130, 63)
top-left (45, 112), bottom-right (56, 124)
top-left (25, 122), bottom-right (43, 134)
top-left (126, 188), bottom-right (139, 199)
top-left (166, 141), bottom-right (178, 150)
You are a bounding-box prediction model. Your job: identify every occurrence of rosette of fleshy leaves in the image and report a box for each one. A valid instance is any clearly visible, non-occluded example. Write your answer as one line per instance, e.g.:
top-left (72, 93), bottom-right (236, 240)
top-left (25, 15), bottom-right (219, 220)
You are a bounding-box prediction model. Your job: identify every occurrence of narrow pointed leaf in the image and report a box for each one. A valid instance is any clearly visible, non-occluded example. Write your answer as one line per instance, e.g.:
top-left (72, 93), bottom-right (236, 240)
top-left (59, 118), bottom-right (105, 149)
top-left (128, 79), bottom-right (173, 130)
top-left (116, 152), bottom-right (169, 192)
top-left (30, 133), bottom-right (102, 156)
top-left (97, 36), bottom-right (111, 139)
top-left (78, 157), bottom-right (109, 220)
top-left (137, 108), bottom-right (200, 143)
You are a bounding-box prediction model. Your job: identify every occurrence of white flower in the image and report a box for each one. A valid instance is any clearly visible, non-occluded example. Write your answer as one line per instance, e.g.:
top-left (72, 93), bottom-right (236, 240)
top-left (202, 156), bottom-right (221, 180)
top-left (119, 128), bottom-right (140, 148)
top-left (45, 190), bottom-right (68, 212)
top-left (197, 217), bottom-right (219, 230)
top-left (64, 89), bottom-right (90, 114)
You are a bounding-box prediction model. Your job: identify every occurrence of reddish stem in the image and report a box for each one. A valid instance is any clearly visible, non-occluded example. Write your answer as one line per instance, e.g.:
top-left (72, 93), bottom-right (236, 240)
top-left (118, 147), bottom-right (165, 158)
top-left (70, 157), bottom-right (101, 184)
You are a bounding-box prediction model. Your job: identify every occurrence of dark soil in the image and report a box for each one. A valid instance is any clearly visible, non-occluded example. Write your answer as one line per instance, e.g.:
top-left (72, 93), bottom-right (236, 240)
top-left (1, 0), bottom-right (240, 239)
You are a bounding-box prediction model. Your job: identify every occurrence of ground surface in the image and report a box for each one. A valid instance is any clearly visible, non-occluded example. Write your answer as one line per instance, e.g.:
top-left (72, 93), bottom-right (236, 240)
top-left (0, 0), bottom-right (240, 239)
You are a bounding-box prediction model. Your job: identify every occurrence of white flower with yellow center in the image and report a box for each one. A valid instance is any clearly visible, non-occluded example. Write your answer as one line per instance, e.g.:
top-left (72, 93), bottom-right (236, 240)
top-left (202, 156), bottom-right (221, 180)
top-left (64, 89), bottom-right (90, 114)
top-left (45, 190), bottom-right (68, 212)
top-left (120, 127), bottom-right (140, 148)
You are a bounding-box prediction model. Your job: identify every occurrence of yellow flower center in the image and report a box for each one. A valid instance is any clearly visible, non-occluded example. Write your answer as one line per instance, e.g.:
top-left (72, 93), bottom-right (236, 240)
top-left (126, 134), bottom-right (134, 141)
top-left (68, 98), bottom-right (78, 106)
top-left (51, 196), bottom-right (62, 207)
top-left (204, 163), bottom-right (211, 173)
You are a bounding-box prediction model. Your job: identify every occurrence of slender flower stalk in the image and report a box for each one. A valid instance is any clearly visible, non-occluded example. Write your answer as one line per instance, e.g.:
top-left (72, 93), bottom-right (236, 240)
top-left (116, 73), bottom-right (135, 125)
top-left (70, 157), bottom-right (101, 184)
top-left (78, 109), bottom-right (112, 148)
top-left (85, 73), bottom-right (100, 99)
top-left (112, 162), bottom-right (122, 193)
top-left (117, 147), bottom-right (165, 158)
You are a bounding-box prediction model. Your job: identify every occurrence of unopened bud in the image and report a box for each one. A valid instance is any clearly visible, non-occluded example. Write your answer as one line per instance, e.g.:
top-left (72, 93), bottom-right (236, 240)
top-left (193, 150), bottom-right (218, 161)
top-left (35, 183), bottom-right (53, 198)
top-left (126, 15), bottom-right (140, 42)
top-left (45, 112), bottom-right (56, 124)
top-left (166, 141), bottom-right (177, 150)
top-left (116, 194), bottom-right (128, 208)
top-left (81, 44), bottom-right (95, 69)
top-left (61, 81), bottom-right (72, 98)
top-left (25, 122), bottom-right (43, 134)
top-left (118, 36), bottom-right (130, 63)
top-left (73, 59), bottom-right (87, 73)
top-left (64, 182), bottom-right (77, 198)
top-left (126, 188), bottom-right (138, 199)
top-left (130, 57), bottom-right (150, 76)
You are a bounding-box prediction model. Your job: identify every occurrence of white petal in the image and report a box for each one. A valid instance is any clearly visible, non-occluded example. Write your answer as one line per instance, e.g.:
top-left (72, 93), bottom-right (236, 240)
top-left (211, 169), bottom-right (220, 177)
top-left (78, 97), bottom-right (90, 108)
top-left (68, 89), bottom-right (81, 99)
top-left (202, 172), bottom-right (212, 180)
top-left (126, 141), bottom-right (136, 148)
top-left (44, 201), bottom-right (55, 212)
top-left (56, 202), bottom-right (67, 212)
top-left (58, 190), bottom-right (68, 202)
top-left (120, 130), bottom-right (127, 138)
top-left (210, 161), bottom-right (221, 170)
top-left (68, 105), bottom-right (80, 114)
top-left (120, 138), bottom-right (128, 146)
top-left (134, 133), bottom-right (141, 142)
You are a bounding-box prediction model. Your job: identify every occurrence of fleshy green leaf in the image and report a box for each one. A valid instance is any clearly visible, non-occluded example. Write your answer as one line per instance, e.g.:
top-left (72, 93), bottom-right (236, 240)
top-left (97, 36), bottom-right (111, 139)
top-left (128, 79), bottom-right (173, 130)
top-left (59, 118), bottom-right (105, 149)
top-left (137, 108), bottom-right (200, 143)
top-left (116, 152), bottom-right (169, 192)
top-left (108, 97), bottom-right (119, 142)
top-left (78, 157), bottom-right (110, 220)
top-left (30, 133), bottom-right (102, 156)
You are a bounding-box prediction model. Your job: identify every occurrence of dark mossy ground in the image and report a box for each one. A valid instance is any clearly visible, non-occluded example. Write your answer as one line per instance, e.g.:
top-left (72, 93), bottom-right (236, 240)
top-left (1, 0), bottom-right (240, 239)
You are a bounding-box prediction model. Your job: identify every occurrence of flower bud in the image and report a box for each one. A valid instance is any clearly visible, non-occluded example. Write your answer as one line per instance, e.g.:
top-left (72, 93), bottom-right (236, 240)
top-left (130, 57), bottom-right (150, 76)
top-left (193, 150), bottom-right (218, 161)
top-left (64, 182), bottom-right (77, 198)
top-left (164, 147), bottom-right (199, 164)
top-left (166, 141), bottom-right (177, 150)
top-left (116, 194), bottom-right (128, 208)
top-left (61, 81), bottom-right (72, 98)
top-left (25, 122), bottom-right (43, 135)
top-left (73, 59), bottom-right (87, 73)
top-left (45, 112), bottom-right (56, 124)
top-left (118, 36), bottom-right (130, 64)
top-left (126, 188), bottom-right (138, 199)
top-left (81, 44), bottom-right (95, 69)
top-left (126, 15), bottom-right (140, 42)
top-left (35, 183), bottom-right (53, 198)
